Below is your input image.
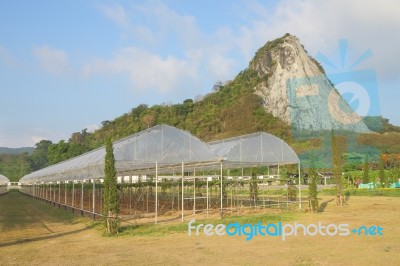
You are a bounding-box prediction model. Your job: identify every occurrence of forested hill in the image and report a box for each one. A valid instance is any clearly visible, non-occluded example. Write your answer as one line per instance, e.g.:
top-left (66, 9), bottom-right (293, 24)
top-left (0, 147), bottom-right (34, 155)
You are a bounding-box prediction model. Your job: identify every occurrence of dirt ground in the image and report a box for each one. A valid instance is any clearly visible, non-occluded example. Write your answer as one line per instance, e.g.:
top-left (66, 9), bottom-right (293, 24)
top-left (0, 192), bottom-right (399, 265)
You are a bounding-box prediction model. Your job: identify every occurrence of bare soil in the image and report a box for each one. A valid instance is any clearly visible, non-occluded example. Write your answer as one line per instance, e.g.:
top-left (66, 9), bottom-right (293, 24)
top-left (0, 192), bottom-right (399, 265)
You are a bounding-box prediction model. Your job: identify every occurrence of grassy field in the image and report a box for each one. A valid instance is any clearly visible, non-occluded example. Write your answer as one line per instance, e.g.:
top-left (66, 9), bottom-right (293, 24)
top-left (0, 190), bottom-right (399, 265)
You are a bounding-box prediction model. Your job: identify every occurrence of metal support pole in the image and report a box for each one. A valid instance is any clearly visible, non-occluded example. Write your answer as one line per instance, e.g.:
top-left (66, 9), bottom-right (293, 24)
top-left (206, 177), bottom-right (209, 217)
top-left (181, 161), bottom-right (184, 222)
top-left (193, 168), bottom-right (196, 214)
top-left (220, 162), bottom-right (223, 217)
top-left (93, 179), bottom-right (96, 215)
top-left (72, 181), bottom-right (75, 210)
top-left (298, 163), bottom-right (302, 210)
top-left (155, 161), bottom-right (158, 224)
top-left (81, 181), bottom-right (84, 214)
top-left (64, 182), bottom-right (67, 205)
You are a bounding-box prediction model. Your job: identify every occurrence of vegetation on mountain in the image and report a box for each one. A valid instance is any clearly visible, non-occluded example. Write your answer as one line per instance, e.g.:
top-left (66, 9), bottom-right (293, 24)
top-left (0, 147), bottom-right (34, 155)
top-left (364, 116), bottom-right (400, 133)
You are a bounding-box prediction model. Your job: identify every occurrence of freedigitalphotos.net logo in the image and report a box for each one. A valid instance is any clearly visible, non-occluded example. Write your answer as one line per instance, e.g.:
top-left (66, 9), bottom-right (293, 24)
top-left (188, 219), bottom-right (383, 241)
top-left (286, 39), bottom-right (382, 168)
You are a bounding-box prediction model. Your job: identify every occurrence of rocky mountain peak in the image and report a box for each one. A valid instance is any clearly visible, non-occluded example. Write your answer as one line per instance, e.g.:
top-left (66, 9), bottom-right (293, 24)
top-left (250, 33), bottom-right (370, 133)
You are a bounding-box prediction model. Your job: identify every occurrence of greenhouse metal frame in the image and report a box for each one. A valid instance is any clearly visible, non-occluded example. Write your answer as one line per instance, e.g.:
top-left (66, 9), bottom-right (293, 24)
top-left (19, 125), bottom-right (301, 223)
top-left (209, 131), bottom-right (301, 209)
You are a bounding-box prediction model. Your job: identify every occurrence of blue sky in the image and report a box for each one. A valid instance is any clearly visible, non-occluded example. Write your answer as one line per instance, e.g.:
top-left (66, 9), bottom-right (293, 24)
top-left (0, 0), bottom-right (399, 147)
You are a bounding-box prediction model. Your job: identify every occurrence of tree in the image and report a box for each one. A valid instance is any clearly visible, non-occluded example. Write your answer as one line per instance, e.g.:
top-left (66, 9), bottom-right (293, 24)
top-left (287, 180), bottom-right (297, 202)
top-left (29, 140), bottom-right (52, 170)
top-left (362, 154), bottom-right (370, 184)
top-left (331, 131), bottom-right (343, 205)
top-left (379, 155), bottom-right (386, 188)
top-left (142, 114), bottom-right (155, 128)
top-left (249, 169), bottom-right (258, 206)
top-left (308, 157), bottom-right (319, 212)
top-left (47, 140), bottom-right (69, 165)
top-left (103, 138), bottom-right (120, 235)
top-left (331, 130), bottom-right (346, 206)
top-left (212, 81), bottom-right (224, 92)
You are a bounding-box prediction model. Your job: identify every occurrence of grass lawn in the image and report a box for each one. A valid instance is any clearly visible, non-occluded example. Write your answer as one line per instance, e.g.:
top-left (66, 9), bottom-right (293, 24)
top-left (0, 190), bottom-right (399, 265)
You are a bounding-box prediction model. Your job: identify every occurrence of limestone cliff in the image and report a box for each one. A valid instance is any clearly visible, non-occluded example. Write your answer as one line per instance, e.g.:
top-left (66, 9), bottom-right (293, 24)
top-left (250, 33), bottom-right (370, 132)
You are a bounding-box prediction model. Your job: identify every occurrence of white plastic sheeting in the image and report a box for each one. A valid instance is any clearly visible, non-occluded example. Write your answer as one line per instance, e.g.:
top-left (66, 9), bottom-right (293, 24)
top-left (210, 132), bottom-right (301, 210)
top-left (114, 124), bottom-right (222, 174)
top-left (19, 125), bottom-right (222, 184)
top-left (20, 126), bottom-right (300, 185)
top-left (209, 132), bottom-right (300, 167)
top-left (0, 174), bottom-right (10, 184)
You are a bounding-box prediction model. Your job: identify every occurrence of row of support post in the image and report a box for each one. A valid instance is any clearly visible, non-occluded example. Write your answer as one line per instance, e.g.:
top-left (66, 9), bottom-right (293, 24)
top-left (20, 179), bottom-right (97, 219)
top-left (20, 161), bottom-right (302, 224)
top-left (153, 161), bottom-right (225, 224)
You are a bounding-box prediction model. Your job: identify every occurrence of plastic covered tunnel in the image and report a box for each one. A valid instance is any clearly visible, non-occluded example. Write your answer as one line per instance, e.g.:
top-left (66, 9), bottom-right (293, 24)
top-left (19, 125), bottom-right (302, 222)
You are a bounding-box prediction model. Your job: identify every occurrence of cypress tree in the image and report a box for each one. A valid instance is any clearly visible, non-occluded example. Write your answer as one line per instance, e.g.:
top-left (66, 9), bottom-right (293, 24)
top-left (363, 154), bottom-right (370, 184)
top-left (331, 132), bottom-right (343, 201)
top-left (308, 157), bottom-right (318, 212)
top-left (103, 137), bottom-right (120, 234)
top-left (249, 169), bottom-right (258, 206)
top-left (379, 155), bottom-right (386, 188)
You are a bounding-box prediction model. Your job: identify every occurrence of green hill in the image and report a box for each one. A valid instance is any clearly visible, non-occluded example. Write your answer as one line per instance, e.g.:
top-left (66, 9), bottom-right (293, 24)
top-left (0, 147), bottom-right (34, 155)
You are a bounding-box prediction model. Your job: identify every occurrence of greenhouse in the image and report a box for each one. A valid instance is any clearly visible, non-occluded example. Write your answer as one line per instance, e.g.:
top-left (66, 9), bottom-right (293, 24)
top-left (20, 124), bottom-right (222, 184)
top-left (209, 132), bottom-right (300, 167)
top-left (19, 125), bottom-right (301, 223)
top-left (0, 174), bottom-right (10, 194)
top-left (209, 132), bottom-right (301, 209)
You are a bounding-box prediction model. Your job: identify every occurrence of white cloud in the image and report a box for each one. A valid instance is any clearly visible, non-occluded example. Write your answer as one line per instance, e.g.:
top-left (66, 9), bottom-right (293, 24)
top-left (31, 135), bottom-right (46, 145)
top-left (91, 2), bottom-right (239, 95)
top-left (85, 124), bottom-right (100, 133)
top-left (97, 3), bottom-right (130, 27)
top-left (206, 53), bottom-right (235, 81)
top-left (33, 46), bottom-right (69, 76)
top-left (233, 0), bottom-right (400, 81)
top-left (30, 128), bottom-right (66, 146)
top-left (82, 47), bottom-right (198, 94)
top-left (0, 127), bottom-right (67, 148)
top-left (91, 0), bottom-right (399, 119)
top-left (133, 3), bottom-right (201, 48)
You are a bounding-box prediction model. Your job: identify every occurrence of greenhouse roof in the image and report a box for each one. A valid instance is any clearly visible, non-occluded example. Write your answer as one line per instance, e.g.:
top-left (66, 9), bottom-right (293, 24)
top-left (0, 174), bottom-right (10, 184)
top-left (19, 126), bottom-right (300, 184)
top-left (208, 132), bottom-right (300, 167)
top-left (20, 125), bottom-right (222, 184)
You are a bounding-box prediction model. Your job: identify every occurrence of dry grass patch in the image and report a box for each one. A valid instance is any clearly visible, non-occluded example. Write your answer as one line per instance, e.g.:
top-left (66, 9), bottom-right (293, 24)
top-left (0, 192), bottom-right (399, 265)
